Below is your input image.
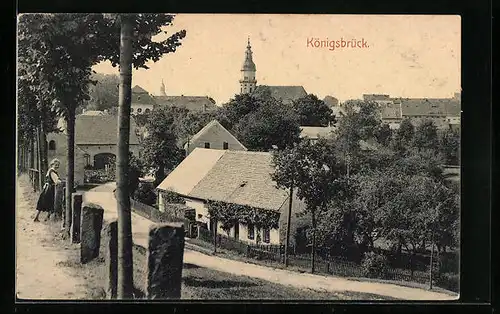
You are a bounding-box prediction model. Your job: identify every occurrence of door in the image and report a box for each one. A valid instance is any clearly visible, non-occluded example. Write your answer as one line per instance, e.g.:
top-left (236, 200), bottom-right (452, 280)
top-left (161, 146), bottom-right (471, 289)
top-left (234, 223), bottom-right (239, 240)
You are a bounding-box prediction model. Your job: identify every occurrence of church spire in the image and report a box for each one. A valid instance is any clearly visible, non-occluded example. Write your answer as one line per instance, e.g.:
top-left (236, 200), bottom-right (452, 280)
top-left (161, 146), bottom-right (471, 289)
top-left (240, 37), bottom-right (257, 94)
top-left (159, 79), bottom-right (166, 96)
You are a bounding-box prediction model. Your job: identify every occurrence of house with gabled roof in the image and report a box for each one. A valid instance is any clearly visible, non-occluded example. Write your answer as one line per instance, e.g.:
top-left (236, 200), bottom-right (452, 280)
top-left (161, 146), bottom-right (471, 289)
top-left (184, 120), bottom-right (247, 156)
top-left (156, 148), bottom-right (308, 246)
top-left (47, 115), bottom-right (141, 186)
top-left (252, 85), bottom-right (308, 105)
top-left (154, 95), bottom-right (217, 112)
top-left (300, 126), bottom-right (336, 143)
top-left (130, 85), bottom-right (156, 115)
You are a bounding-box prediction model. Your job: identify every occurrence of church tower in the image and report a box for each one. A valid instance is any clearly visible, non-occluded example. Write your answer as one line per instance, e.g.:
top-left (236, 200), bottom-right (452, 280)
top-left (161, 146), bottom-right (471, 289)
top-left (240, 37), bottom-right (257, 94)
top-left (159, 79), bottom-right (166, 96)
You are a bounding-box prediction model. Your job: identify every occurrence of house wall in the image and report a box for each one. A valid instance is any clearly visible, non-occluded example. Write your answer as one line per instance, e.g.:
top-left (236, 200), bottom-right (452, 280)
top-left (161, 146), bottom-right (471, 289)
top-left (131, 104), bottom-right (154, 115)
top-left (186, 123), bottom-right (247, 155)
top-left (182, 196), bottom-right (280, 245)
top-left (46, 133), bottom-right (86, 186)
top-left (47, 132), bottom-right (141, 186)
top-left (185, 198), bottom-right (210, 225)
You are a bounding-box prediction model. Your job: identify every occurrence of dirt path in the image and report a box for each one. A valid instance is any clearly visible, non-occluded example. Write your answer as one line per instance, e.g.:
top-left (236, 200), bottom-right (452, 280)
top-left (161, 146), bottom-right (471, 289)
top-left (83, 186), bottom-right (459, 301)
top-left (16, 177), bottom-right (88, 300)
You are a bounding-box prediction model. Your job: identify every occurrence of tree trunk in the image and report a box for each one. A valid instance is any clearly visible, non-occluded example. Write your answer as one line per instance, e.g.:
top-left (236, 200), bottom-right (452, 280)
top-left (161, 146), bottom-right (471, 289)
top-left (311, 211), bottom-right (316, 273)
top-left (36, 127), bottom-right (43, 191)
top-left (213, 218), bottom-right (217, 253)
top-left (284, 185), bottom-right (293, 267)
top-left (154, 164), bottom-right (165, 187)
top-left (116, 14), bottom-right (135, 300)
top-left (40, 120), bottom-right (48, 183)
top-left (65, 107), bottom-right (76, 238)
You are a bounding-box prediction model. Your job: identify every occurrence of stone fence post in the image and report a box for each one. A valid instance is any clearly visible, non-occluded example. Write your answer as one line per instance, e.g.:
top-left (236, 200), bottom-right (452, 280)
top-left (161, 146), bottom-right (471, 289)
top-left (71, 193), bottom-right (83, 243)
top-left (80, 203), bottom-right (104, 264)
top-left (105, 220), bottom-right (118, 299)
top-left (146, 223), bottom-right (185, 299)
top-left (53, 182), bottom-right (65, 219)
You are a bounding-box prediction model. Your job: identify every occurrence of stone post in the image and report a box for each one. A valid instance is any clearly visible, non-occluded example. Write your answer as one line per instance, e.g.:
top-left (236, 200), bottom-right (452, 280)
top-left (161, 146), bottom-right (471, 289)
top-left (71, 193), bottom-right (83, 243)
top-left (146, 223), bottom-right (185, 299)
top-left (54, 182), bottom-right (64, 219)
top-left (80, 203), bottom-right (104, 264)
top-left (105, 220), bottom-right (118, 299)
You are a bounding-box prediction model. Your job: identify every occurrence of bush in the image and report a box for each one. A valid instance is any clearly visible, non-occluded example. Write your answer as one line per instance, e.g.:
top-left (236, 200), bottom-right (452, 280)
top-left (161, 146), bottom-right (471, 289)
top-left (162, 190), bottom-right (186, 204)
top-left (436, 273), bottom-right (459, 292)
top-left (133, 183), bottom-right (157, 206)
top-left (361, 251), bottom-right (390, 279)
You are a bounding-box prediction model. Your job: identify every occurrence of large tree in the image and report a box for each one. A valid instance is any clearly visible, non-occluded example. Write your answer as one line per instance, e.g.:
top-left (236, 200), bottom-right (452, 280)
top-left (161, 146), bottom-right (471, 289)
top-left (85, 72), bottom-right (120, 111)
top-left (414, 119), bottom-right (439, 152)
top-left (18, 13), bottom-right (186, 299)
top-left (292, 94), bottom-right (334, 127)
top-left (330, 100), bottom-right (382, 177)
top-left (141, 106), bottom-right (185, 187)
top-left (234, 97), bottom-right (301, 151)
top-left (271, 138), bottom-right (344, 272)
top-left (392, 118), bottom-right (415, 153)
top-left (439, 128), bottom-right (460, 165)
top-left (216, 94), bottom-right (262, 131)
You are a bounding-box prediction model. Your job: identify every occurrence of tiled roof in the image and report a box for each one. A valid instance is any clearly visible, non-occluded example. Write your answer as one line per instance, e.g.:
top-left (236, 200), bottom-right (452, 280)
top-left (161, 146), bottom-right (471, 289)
top-left (80, 110), bottom-right (106, 116)
top-left (154, 95), bottom-right (217, 112)
top-left (323, 95), bottom-right (339, 107)
top-left (189, 150), bottom-right (288, 211)
top-left (253, 85), bottom-right (308, 104)
top-left (74, 115), bottom-right (140, 145)
top-left (393, 98), bottom-right (461, 117)
top-left (379, 102), bottom-right (402, 120)
top-left (363, 94), bottom-right (391, 101)
top-left (300, 126), bottom-right (336, 139)
top-left (132, 85), bottom-right (149, 94)
top-left (131, 85), bottom-right (156, 105)
top-left (157, 149), bottom-right (290, 211)
top-left (156, 148), bottom-right (226, 195)
top-left (188, 120), bottom-right (247, 150)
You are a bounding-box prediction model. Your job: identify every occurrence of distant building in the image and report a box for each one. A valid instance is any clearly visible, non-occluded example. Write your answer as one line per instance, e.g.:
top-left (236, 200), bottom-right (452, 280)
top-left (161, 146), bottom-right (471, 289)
top-left (359, 94), bottom-right (461, 130)
top-left (239, 38), bottom-right (308, 104)
top-left (154, 95), bottom-right (217, 112)
top-left (300, 126), bottom-right (336, 143)
top-left (184, 120), bottom-right (247, 156)
top-left (130, 85), bottom-right (156, 115)
top-left (47, 115), bottom-right (141, 186)
top-left (323, 95), bottom-right (339, 107)
top-left (80, 109), bottom-right (108, 116)
top-left (252, 85), bottom-right (308, 105)
top-left (156, 148), bottom-right (308, 246)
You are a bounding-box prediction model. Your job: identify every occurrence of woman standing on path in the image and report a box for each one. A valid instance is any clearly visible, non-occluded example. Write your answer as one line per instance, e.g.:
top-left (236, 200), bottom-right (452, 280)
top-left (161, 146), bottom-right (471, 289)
top-left (34, 158), bottom-right (62, 222)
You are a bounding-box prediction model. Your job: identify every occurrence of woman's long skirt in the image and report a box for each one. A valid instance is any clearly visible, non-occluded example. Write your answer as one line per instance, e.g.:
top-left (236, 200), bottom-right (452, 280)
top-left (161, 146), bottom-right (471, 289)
top-left (36, 184), bottom-right (55, 212)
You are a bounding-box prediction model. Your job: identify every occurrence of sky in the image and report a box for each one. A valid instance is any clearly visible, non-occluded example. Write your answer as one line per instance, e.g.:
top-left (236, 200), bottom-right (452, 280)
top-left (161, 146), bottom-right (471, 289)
top-left (92, 14), bottom-right (461, 105)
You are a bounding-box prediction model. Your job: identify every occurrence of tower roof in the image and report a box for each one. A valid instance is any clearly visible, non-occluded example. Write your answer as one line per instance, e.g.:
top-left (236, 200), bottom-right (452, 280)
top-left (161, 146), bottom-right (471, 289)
top-left (241, 38), bottom-right (256, 71)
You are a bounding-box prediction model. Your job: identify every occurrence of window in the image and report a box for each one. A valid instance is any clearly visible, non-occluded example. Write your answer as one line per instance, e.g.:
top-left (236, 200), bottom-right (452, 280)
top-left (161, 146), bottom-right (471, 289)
top-left (247, 224), bottom-right (255, 240)
top-left (131, 108), bottom-right (134, 113)
top-left (263, 228), bottom-right (270, 243)
top-left (83, 154), bottom-right (90, 166)
top-left (137, 108), bottom-right (142, 113)
top-left (204, 142), bottom-right (210, 148)
top-left (48, 140), bottom-right (56, 150)
top-left (145, 108), bottom-right (150, 114)
top-left (223, 142), bottom-right (229, 150)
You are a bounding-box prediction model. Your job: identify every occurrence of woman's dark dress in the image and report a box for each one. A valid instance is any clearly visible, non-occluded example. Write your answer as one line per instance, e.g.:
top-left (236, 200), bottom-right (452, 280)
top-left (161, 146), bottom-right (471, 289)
top-left (36, 169), bottom-right (58, 212)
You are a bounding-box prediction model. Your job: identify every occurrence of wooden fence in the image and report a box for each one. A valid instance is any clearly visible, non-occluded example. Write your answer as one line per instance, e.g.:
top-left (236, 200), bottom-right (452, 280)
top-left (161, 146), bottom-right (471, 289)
top-left (194, 227), bottom-right (453, 289)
